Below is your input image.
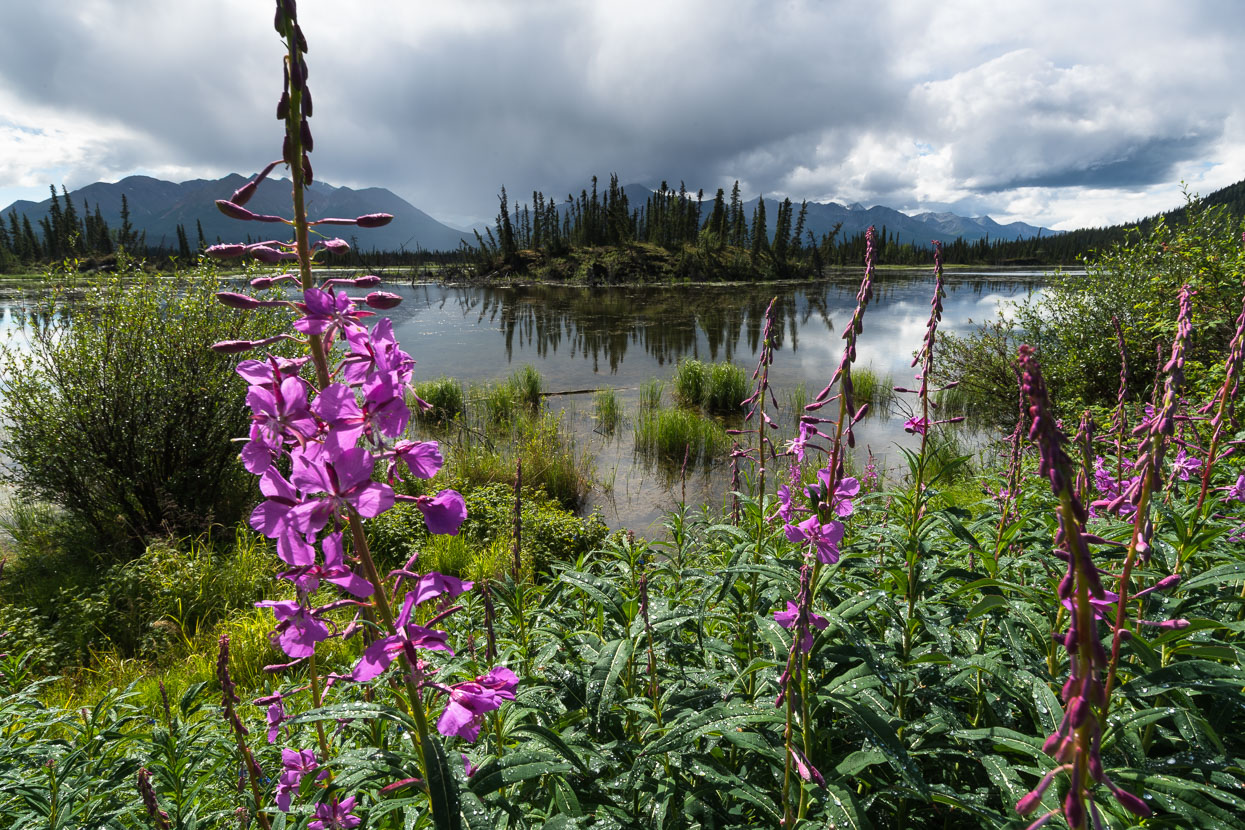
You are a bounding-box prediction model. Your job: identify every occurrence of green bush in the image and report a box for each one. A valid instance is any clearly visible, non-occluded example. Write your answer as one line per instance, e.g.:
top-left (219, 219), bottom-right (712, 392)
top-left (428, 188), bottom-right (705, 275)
top-left (0, 265), bottom-right (289, 547)
top-left (944, 197), bottom-right (1245, 422)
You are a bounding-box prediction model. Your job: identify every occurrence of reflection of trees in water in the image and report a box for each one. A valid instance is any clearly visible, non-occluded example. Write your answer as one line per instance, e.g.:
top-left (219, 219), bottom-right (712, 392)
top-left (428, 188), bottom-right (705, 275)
top-left (455, 284), bottom-right (847, 371)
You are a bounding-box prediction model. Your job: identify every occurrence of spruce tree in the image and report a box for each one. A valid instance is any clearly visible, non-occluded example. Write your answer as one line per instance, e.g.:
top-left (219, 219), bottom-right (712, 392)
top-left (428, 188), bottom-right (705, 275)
top-left (118, 194), bottom-right (135, 251)
top-left (750, 196), bottom-right (769, 259)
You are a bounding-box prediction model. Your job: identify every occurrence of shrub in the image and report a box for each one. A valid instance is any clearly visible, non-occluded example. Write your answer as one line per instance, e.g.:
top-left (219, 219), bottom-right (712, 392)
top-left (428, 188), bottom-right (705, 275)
top-left (0, 265), bottom-right (289, 548)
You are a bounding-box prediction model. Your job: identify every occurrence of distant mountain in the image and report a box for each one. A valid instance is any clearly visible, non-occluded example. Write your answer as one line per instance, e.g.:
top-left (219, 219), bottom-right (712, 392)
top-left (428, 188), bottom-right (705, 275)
top-left (731, 194), bottom-right (1050, 246)
top-left (1, 175), bottom-right (476, 254)
top-left (603, 185), bottom-right (1052, 246)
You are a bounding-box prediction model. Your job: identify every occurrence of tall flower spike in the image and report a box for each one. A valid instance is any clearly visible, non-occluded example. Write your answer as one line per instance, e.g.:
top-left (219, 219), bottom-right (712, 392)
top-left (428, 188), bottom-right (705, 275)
top-left (1015, 345), bottom-right (1149, 829)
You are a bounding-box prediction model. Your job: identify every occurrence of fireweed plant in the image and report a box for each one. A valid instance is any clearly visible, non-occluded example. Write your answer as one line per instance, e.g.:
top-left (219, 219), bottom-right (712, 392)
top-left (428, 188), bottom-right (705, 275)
top-left (204, 2), bottom-right (513, 825)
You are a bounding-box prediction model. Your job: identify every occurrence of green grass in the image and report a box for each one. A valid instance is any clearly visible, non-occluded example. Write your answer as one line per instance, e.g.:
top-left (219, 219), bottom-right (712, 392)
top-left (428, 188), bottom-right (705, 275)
top-left (634, 406), bottom-right (731, 463)
top-left (851, 364), bottom-right (894, 411)
top-left (673, 358), bottom-right (748, 414)
top-left (639, 378), bottom-right (664, 411)
top-left (594, 387), bottom-right (621, 434)
top-left (413, 376), bottom-right (465, 423)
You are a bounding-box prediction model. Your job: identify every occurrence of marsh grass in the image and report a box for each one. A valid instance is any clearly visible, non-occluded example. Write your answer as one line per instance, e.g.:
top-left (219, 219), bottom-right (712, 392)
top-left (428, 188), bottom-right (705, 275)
top-left (413, 376), bottom-right (465, 423)
top-left (672, 358), bottom-right (748, 414)
top-left (634, 406), bottom-right (731, 463)
top-left (672, 359), bottom-right (706, 407)
top-left (446, 411), bottom-right (593, 509)
top-left (593, 387), bottom-right (622, 434)
top-left (852, 364), bottom-right (895, 411)
top-left (639, 378), bottom-right (664, 411)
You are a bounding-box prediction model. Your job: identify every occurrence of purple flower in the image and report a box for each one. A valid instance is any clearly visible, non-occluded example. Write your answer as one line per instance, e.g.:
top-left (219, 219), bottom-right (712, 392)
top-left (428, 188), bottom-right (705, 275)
top-left (266, 699), bottom-right (286, 743)
top-left (294, 287), bottom-right (370, 337)
top-left (249, 467), bottom-right (301, 539)
top-left (309, 796), bottom-right (360, 830)
top-left (1225, 473), bottom-right (1245, 502)
top-left (435, 666), bottom-right (518, 742)
top-left (278, 532), bottom-right (375, 598)
top-left (389, 440), bottom-right (443, 481)
top-left (341, 318), bottom-right (414, 386)
top-left (807, 470), bottom-right (859, 517)
top-left (774, 600), bottom-right (828, 652)
top-left (409, 571), bottom-right (473, 608)
top-left (350, 590), bottom-right (455, 682)
top-left (904, 416), bottom-right (929, 435)
top-left (256, 599), bottom-right (330, 659)
top-left (275, 748), bottom-right (325, 812)
top-left (288, 447), bottom-right (395, 535)
top-left (1171, 447), bottom-right (1201, 481)
top-left (784, 516), bottom-right (845, 564)
top-left (413, 489), bottom-right (468, 535)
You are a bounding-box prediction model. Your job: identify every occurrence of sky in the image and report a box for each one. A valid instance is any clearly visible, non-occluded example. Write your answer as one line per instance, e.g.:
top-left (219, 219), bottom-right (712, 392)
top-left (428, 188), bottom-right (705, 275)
top-left (1, 0), bottom-right (1242, 232)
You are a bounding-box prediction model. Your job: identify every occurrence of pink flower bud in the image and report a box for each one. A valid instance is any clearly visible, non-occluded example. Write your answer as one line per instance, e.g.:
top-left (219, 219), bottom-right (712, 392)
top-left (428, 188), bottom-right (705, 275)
top-left (1016, 790), bottom-right (1043, 815)
top-left (250, 277), bottom-right (275, 289)
top-left (319, 238), bottom-right (349, 255)
top-left (211, 339), bottom-right (257, 354)
top-left (215, 291), bottom-right (261, 310)
top-left (353, 275), bottom-right (381, 287)
top-left (216, 200), bottom-right (258, 221)
top-left (205, 244), bottom-right (247, 259)
top-left (248, 245), bottom-right (291, 264)
top-left (1111, 786), bottom-right (1151, 817)
top-left (356, 213), bottom-right (394, 228)
top-left (365, 292), bottom-right (402, 310)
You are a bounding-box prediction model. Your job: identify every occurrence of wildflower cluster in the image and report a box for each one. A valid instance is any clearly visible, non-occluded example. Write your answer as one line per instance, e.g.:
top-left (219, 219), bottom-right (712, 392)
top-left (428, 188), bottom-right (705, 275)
top-left (203, 1), bottom-right (514, 822)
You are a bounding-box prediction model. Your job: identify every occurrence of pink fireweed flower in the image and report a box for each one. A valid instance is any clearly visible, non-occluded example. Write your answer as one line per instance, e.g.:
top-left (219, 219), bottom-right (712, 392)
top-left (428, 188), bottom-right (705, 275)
top-left (350, 588), bottom-right (457, 682)
top-left (242, 374), bottom-right (316, 473)
top-left (256, 599), bottom-right (329, 659)
top-left (1170, 447), bottom-right (1201, 481)
top-left (277, 532), bottom-right (374, 598)
top-left (806, 470), bottom-right (859, 517)
top-left (275, 748), bottom-right (326, 812)
top-left (308, 796), bottom-right (360, 830)
top-left (294, 287), bottom-right (372, 337)
top-left (388, 440), bottom-right (443, 482)
top-left (904, 415), bottom-right (929, 435)
top-left (312, 379), bottom-right (411, 457)
top-left (774, 600), bottom-right (828, 652)
top-left (1225, 473), bottom-right (1245, 502)
top-left (266, 699), bottom-right (286, 743)
top-left (249, 467), bottom-right (302, 539)
top-left (435, 666), bottom-right (518, 742)
top-left (341, 317), bottom-right (415, 387)
top-left (403, 489), bottom-right (468, 536)
top-left (784, 515), bottom-right (845, 564)
top-left (287, 447), bottom-right (395, 535)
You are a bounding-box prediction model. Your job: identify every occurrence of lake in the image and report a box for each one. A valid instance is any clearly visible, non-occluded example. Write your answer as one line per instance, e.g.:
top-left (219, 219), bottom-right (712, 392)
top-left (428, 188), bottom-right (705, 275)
top-left (0, 270), bottom-right (1052, 534)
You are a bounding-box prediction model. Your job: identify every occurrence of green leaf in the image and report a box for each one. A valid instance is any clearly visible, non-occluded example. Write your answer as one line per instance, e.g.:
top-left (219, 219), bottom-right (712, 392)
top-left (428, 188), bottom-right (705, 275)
top-left (828, 694), bottom-right (927, 795)
top-left (468, 750), bottom-right (572, 795)
top-left (640, 703), bottom-right (782, 757)
top-left (425, 733), bottom-right (462, 830)
top-left (1120, 659), bottom-right (1245, 697)
top-left (510, 724), bottom-right (591, 777)
top-left (587, 637), bottom-right (633, 730)
top-left (819, 784), bottom-right (874, 830)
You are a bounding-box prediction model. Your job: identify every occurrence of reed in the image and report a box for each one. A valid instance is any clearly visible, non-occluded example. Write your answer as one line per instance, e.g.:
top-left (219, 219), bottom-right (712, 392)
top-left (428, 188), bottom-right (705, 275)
top-left (412, 376), bottom-right (465, 423)
top-left (634, 406), bottom-right (731, 462)
top-left (594, 387), bottom-right (621, 434)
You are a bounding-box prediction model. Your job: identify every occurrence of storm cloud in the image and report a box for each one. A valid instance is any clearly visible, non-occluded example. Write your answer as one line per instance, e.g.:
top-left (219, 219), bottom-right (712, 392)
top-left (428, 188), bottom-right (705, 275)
top-left (1, 0), bottom-right (1242, 230)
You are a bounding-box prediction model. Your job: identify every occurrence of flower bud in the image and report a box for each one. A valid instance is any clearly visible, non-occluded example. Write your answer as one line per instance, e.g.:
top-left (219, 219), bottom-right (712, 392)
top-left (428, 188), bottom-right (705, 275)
top-left (215, 291), bottom-right (261, 310)
top-left (216, 200), bottom-right (257, 221)
top-left (302, 86), bottom-right (313, 117)
top-left (300, 117), bottom-right (313, 152)
top-left (365, 291), bottom-right (402, 310)
top-left (1111, 786), bottom-right (1152, 817)
top-left (1062, 791), bottom-right (1084, 829)
top-left (277, 91), bottom-right (290, 121)
top-left (356, 213), bottom-right (394, 228)
top-left (211, 339), bottom-right (257, 354)
top-left (353, 275), bottom-right (381, 287)
top-left (248, 245), bottom-right (291, 263)
top-left (205, 243), bottom-right (247, 259)
top-left (318, 238), bottom-right (349, 255)
top-left (303, 153), bottom-right (313, 185)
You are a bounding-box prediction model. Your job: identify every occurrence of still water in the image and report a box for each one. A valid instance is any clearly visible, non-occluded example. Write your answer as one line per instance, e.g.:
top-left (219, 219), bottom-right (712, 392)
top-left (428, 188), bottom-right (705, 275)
top-left (0, 271), bottom-right (1050, 534)
top-left (377, 271), bottom-right (1047, 531)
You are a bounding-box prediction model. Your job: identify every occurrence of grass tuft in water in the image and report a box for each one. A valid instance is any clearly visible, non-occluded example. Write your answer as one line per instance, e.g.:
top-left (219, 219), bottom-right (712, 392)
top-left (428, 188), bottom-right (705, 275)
top-left (634, 406), bottom-right (731, 463)
top-left (594, 387), bottom-right (621, 434)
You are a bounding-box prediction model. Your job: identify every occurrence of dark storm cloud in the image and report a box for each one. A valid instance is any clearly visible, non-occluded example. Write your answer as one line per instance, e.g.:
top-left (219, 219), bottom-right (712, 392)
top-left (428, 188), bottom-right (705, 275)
top-left (1, 1), bottom-right (1243, 229)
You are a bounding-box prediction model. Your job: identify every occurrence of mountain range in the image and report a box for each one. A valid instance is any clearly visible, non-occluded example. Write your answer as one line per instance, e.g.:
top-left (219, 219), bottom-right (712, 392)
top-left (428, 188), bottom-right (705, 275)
top-left (1, 175), bottom-right (1053, 254)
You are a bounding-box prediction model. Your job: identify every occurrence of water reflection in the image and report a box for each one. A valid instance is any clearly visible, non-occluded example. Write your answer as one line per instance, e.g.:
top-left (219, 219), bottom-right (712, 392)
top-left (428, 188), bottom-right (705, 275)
top-left (0, 271), bottom-right (1050, 534)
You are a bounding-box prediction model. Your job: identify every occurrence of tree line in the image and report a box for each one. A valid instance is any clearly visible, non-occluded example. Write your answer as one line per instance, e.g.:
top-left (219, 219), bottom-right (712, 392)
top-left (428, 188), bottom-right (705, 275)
top-left (0, 185), bottom-right (209, 272)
